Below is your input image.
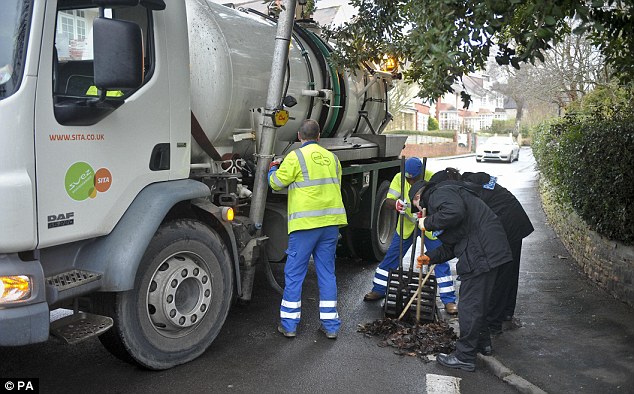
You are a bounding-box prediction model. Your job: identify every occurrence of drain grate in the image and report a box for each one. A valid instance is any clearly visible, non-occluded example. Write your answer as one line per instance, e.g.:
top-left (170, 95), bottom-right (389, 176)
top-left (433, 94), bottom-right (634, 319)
top-left (384, 270), bottom-right (437, 322)
top-left (47, 269), bottom-right (101, 291)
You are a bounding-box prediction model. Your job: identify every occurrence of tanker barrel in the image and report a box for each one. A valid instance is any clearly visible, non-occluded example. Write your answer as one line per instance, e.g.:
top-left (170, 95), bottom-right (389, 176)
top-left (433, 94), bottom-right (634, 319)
top-left (186, 1), bottom-right (393, 164)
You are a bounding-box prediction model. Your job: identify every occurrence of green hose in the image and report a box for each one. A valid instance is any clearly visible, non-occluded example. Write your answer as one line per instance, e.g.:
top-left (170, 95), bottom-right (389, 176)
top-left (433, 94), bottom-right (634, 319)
top-left (305, 31), bottom-right (341, 138)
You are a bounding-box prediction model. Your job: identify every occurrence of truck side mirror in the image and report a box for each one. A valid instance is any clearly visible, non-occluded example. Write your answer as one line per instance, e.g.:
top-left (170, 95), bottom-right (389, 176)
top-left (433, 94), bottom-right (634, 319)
top-left (93, 17), bottom-right (143, 91)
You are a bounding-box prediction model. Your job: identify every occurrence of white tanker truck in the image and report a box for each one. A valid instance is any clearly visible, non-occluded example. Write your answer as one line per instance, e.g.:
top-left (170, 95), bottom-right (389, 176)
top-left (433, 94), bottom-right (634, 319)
top-left (0, 0), bottom-right (406, 369)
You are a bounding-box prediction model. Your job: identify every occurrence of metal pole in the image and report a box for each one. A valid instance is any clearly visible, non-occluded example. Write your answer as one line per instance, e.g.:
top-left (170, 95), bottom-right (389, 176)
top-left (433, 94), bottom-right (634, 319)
top-left (396, 157), bottom-right (405, 312)
top-left (407, 157), bottom-right (426, 282)
top-left (249, 0), bottom-right (297, 230)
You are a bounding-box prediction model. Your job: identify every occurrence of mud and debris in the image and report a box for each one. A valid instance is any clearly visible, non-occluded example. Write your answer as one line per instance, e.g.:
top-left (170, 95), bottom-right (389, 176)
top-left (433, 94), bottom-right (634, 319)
top-left (358, 318), bottom-right (457, 359)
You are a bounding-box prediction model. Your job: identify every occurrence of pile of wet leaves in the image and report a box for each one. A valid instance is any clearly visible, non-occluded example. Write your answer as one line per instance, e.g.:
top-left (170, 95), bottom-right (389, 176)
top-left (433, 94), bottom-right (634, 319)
top-left (358, 318), bottom-right (457, 359)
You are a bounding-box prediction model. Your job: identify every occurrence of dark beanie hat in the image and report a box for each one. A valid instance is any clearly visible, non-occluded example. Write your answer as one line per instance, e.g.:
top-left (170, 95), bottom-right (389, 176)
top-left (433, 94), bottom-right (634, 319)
top-left (430, 167), bottom-right (462, 184)
top-left (408, 180), bottom-right (433, 213)
top-left (429, 170), bottom-right (450, 184)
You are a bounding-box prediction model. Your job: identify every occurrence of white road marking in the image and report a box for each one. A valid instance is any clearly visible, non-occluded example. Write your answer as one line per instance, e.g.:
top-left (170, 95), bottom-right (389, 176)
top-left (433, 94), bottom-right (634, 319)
top-left (426, 373), bottom-right (461, 394)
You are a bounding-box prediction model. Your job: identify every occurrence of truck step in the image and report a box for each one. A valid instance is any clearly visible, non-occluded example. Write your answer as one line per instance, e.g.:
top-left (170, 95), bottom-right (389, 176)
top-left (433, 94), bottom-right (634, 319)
top-left (46, 269), bottom-right (101, 291)
top-left (50, 312), bottom-right (113, 345)
top-left (45, 270), bottom-right (103, 304)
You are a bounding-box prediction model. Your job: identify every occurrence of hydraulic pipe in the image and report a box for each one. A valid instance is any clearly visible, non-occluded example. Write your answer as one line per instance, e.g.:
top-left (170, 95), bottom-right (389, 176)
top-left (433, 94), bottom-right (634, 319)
top-left (249, 0), bottom-right (297, 231)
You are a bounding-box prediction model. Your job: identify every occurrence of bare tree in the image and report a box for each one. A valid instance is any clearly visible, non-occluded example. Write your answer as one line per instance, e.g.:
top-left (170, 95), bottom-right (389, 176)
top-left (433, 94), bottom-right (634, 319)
top-left (489, 29), bottom-right (606, 125)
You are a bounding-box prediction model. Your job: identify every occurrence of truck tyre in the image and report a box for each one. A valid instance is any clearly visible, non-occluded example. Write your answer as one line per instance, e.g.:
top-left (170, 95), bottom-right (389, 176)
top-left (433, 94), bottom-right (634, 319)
top-left (352, 180), bottom-right (394, 262)
top-left (95, 219), bottom-right (233, 370)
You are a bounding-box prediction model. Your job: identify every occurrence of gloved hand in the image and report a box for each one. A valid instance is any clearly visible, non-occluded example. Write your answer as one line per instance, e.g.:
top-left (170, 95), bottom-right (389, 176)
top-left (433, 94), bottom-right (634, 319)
top-left (395, 199), bottom-right (409, 214)
top-left (269, 160), bottom-right (281, 170)
top-left (416, 254), bottom-right (430, 268)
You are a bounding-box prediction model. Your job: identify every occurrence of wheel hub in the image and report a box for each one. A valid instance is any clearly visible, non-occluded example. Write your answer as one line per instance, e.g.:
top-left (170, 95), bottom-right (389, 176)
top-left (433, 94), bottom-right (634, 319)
top-left (147, 252), bottom-right (212, 334)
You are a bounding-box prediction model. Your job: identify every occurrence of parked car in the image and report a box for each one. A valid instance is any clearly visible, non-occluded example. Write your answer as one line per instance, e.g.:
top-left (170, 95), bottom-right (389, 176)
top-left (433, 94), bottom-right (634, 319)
top-left (457, 133), bottom-right (468, 147)
top-left (476, 136), bottom-right (520, 163)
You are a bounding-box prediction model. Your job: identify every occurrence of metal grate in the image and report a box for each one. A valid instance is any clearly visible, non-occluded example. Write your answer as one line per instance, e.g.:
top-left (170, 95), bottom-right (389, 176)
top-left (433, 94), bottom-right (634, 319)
top-left (384, 270), bottom-right (437, 322)
top-left (46, 269), bottom-right (101, 291)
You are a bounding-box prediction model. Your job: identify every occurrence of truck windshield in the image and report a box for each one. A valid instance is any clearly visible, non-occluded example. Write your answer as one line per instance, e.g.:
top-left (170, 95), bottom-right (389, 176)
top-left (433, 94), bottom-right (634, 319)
top-left (0, 0), bottom-right (32, 100)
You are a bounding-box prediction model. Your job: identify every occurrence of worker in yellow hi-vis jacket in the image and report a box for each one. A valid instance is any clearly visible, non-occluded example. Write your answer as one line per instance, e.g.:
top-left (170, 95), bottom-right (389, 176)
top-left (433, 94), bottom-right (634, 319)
top-left (268, 119), bottom-right (347, 339)
top-left (363, 157), bottom-right (432, 302)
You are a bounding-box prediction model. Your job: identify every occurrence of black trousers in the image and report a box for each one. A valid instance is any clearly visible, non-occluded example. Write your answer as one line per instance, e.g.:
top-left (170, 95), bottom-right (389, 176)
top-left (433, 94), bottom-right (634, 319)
top-left (455, 266), bottom-right (498, 363)
top-left (487, 239), bottom-right (523, 331)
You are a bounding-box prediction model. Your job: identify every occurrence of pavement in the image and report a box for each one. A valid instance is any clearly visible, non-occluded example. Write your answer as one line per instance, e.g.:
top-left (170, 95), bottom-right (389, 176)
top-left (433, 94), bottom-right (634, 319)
top-left (436, 163), bottom-right (634, 393)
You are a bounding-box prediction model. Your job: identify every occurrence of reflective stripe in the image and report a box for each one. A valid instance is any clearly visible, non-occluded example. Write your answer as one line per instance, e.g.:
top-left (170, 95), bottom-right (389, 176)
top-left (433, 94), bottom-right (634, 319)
top-left (271, 172), bottom-right (285, 189)
top-left (375, 268), bottom-right (389, 277)
top-left (373, 278), bottom-right (387, 287)
top-left (437, 276), bottom-right (454, 284)
top-left (295, 149), bottom-right (310, 181)
top-left (289, 177), bottom-right (340, 190)
top-left (281, 299), bottom-right (301, 308)
top-left (280, 311), bottom-right (301, 319)
top-left (439, 286), bottom-right (455, 293)
top-left (319, 300), bottom-right (337, 308)
top-left (334, 153), bottom-right (340, 178)
top-left (288, 207), bottom-right (347, 220)
top-left (388, 188), bottom-right (401, 198)
top-left (320, 312), bottom-right (339, 319)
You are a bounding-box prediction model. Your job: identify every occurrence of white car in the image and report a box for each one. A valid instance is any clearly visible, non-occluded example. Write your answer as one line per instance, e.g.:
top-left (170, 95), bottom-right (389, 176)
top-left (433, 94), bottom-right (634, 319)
top-left (457, 133), bottom-right (468, 147)
top-left (476, 136), bottom-right (520, 163)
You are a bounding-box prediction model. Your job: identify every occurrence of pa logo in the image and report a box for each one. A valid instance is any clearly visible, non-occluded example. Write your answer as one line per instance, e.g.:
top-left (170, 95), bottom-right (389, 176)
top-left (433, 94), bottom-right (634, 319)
top-left (311, 152), bottom-right (331, 166)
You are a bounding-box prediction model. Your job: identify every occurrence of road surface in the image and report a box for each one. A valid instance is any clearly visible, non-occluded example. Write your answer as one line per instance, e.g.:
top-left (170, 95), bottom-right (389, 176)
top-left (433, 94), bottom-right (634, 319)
top-left (1, 150), bottom-right (538, 394)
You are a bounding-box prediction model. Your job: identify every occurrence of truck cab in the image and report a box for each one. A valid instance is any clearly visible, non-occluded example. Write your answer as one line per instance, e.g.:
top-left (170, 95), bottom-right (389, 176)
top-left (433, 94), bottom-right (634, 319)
top-left (1, 0), bottom-right (405, 369)
top-left (1, 0), bottom-right (206, 362)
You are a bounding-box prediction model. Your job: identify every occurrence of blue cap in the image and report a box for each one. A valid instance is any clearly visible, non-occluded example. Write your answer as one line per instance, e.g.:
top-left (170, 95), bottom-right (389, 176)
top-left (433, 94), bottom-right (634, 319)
top-left (404, 158), bottom-right (422, 178)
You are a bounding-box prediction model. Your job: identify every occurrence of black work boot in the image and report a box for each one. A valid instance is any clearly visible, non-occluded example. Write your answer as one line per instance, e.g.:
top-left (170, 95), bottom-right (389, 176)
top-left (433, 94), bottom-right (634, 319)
top-left (436, 352), bottom-right (476, 372)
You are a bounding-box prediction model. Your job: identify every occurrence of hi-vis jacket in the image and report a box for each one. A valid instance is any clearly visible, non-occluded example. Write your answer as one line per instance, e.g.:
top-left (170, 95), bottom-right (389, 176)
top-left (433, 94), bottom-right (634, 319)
top-left (387, 169), bottom-right (434, 239)
top-left (269, 142), bottom-right (348, 234)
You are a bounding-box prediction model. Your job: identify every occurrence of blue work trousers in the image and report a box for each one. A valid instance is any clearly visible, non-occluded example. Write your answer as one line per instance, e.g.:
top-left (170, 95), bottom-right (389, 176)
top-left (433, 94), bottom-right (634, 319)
top-left (371, 231), bottom-right (415, 295)
top-left (424, 237), bottom-right (457, 304)
top-left (280, 226), bottom-right (341, 333)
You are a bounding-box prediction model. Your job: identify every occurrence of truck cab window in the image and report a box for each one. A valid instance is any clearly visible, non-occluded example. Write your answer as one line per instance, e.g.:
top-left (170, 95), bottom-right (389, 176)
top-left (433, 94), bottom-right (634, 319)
top-left (53, 2), bottom-right (154, 125)
top-left (0, 0), bottom-right (31, 101)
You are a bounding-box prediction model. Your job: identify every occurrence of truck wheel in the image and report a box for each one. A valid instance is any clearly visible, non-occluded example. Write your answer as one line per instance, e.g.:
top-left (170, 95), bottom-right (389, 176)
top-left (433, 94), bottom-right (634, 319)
top-left (352, 180), bottom-right (395, 262)
top-left (95, 219), bottom-right (232, 370)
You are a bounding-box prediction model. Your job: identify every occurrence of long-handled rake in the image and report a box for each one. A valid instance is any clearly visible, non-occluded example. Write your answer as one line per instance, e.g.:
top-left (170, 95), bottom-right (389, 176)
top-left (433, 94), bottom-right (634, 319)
top-left (384, 158), bottom-right (436, 322)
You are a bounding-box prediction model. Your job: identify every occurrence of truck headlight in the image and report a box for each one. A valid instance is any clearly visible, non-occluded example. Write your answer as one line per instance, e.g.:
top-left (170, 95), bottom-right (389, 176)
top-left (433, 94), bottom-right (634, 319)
top-left (222, 207), bottom-right (234, 222)
top-left (0, 275), bottom-right (31, 303)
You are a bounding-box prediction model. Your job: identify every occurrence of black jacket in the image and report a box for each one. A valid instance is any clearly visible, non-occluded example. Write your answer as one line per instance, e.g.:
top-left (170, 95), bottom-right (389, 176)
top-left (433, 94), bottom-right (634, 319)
top-left (461, 172), bottom-right (534, 242)
top-left (421, 184), bottom-right (512, 280)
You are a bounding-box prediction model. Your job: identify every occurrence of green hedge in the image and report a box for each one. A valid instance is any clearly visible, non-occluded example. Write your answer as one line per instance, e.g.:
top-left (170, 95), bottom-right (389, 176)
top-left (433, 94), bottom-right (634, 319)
top-left (384, 129), bottom-right (455, 139)
top-left (532, 97), bottom-right (634, 245)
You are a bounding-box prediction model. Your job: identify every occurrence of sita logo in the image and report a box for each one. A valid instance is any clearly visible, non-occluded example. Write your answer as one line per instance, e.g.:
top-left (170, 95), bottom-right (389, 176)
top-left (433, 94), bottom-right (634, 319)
top-left (64, 162), bottom-right (112, 201)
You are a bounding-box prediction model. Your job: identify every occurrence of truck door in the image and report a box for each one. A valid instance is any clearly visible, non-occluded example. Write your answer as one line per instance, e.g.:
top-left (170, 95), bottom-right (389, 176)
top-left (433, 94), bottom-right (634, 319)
top-left (34, 2), bottom-right (179, 248)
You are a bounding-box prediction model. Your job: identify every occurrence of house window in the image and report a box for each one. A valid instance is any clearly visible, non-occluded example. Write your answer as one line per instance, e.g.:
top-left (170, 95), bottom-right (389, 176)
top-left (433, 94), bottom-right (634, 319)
top-left (59, 14), bottom-right (75, 40)
top-left (76, 19), bottom-right (86, 40)
top-left (57, 10), bottom-right (90, 45)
